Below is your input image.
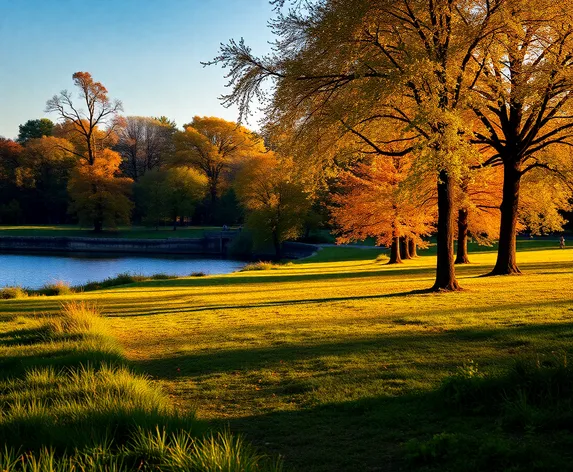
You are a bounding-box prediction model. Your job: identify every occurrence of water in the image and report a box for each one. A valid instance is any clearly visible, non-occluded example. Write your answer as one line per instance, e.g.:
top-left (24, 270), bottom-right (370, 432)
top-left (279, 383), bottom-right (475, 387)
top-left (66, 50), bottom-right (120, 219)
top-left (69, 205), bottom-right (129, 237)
top-left (0, 253), bottom-right (244, 289)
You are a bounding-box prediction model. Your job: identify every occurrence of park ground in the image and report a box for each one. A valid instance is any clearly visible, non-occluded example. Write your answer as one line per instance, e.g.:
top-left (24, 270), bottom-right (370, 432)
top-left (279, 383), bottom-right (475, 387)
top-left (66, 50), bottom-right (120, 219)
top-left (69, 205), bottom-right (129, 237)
top-left (0, 240), bottom-right (572, 470)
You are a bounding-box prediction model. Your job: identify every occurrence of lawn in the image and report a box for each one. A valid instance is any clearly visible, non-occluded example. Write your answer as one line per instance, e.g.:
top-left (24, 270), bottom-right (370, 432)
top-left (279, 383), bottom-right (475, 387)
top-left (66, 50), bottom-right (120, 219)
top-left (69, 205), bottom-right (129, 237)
top-left (0, 225), bottom-right (229, 239)
top-left (1, 244), bottom-right (572, 470)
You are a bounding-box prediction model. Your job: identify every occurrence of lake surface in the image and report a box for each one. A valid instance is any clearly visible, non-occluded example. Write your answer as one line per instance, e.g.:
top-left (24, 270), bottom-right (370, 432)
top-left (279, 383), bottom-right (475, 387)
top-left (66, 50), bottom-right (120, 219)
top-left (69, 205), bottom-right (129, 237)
top-left (0, 253), bottom-right (244, 289)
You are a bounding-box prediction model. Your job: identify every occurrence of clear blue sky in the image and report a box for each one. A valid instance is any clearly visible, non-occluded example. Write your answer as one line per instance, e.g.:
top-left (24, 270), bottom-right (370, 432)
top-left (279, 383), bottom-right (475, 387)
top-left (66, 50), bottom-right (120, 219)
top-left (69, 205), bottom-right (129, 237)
top-left (0, 0), bottom-right (275, 139)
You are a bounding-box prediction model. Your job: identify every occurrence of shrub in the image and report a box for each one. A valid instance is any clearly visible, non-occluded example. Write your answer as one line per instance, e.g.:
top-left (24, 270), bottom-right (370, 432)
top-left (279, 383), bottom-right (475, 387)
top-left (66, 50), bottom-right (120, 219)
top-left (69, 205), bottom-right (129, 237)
top-left (150, 273), bottom-right (177, 280)
top-left (241, 261), bottom-right (279, 271)
top-left (0, 286), bottom-right (28, 300)
top-left (375, 253), bottom-right (390, 263)
top-left (37, 281), bottom-right (74, 296)
top-left (79, 272), bottom-right (146, 291)
top-left (189, 271), bottom-right (206, 277)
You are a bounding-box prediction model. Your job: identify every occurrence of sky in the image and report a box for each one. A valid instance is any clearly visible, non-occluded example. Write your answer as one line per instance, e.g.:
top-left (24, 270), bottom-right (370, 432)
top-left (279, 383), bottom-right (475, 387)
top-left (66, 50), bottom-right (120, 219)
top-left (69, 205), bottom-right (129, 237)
top-left (0, 0), bottom-right (276, 139)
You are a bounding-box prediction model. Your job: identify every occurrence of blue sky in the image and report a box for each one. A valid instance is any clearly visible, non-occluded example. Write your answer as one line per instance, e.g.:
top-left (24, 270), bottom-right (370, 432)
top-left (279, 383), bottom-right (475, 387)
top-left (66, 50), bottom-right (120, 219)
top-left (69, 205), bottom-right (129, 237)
top-left (0, 0), bottom-right (275, 138)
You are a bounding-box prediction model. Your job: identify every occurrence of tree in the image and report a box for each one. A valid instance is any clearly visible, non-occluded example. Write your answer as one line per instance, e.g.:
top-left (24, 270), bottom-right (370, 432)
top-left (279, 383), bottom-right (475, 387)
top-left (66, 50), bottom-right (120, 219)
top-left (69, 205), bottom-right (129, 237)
top-left (46, 72), bottom-right (123, 165)
top-left (17, 118), bottom-right (54, 144)
top-left (172, 117), bottom-right (263, 220)
top-left (470, 0), bottom-right (573, 274)
top-left (20, 136), bottom-right (76, 223)
top-left (454, 167), bottom-right (502, 264)
top-left (116, 116), bottom-right (176, 181)
top-left (331, 156), bottom-right (435, 264)
top-left (235, 152), bottom-right (310, 259)
top-left (46, 72), bottom-right (127, 231)
top-left (67, 149), bottom-right (132, 230)
top-left (0, 138), bottom-right (24, 223)
top-left (137, 167), bottom-right (207, 230)
top-left (209, 0), bottom-right (503, 291)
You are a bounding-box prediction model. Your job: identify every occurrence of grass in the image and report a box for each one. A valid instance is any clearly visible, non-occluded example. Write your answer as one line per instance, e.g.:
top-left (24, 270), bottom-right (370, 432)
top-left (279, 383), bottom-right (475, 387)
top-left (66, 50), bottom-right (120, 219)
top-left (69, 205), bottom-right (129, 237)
top-left (0, 301), bottom-right (281, 471)
top-left (0, 224), bottom-right (234, 239)
top-left (0, 287), bottom-right (28, 299)
top-left (0, 241), bottom-right (572, 470)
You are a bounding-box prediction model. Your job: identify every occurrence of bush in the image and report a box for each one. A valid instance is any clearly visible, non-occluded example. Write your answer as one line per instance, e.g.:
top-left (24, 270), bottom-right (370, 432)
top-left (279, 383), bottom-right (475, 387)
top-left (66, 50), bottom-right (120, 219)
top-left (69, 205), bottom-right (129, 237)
top-left (228, 231), bottom-right (254, 259)
top-left (37, 280), bottom-right (74, 296)
top-left (0, 286), bottom-right (28, 299)
top-left (241, 261), bottom-right (280, 271)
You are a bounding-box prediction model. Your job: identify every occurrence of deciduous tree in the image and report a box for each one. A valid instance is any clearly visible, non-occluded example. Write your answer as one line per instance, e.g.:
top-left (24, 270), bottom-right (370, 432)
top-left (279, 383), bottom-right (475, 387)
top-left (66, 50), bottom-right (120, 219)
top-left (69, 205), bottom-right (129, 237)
top-left (209, 0), bottom-right (504, 291)
top-left (235, 152), bottom-right (310, 259)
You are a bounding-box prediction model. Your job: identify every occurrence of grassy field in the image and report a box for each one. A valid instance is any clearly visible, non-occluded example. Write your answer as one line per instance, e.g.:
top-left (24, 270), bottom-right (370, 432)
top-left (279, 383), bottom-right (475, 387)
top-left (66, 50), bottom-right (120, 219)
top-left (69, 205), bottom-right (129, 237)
top-left (1, 244), bottom-right (572, 470)
top-left (0, 225), bottom-right (230, 239)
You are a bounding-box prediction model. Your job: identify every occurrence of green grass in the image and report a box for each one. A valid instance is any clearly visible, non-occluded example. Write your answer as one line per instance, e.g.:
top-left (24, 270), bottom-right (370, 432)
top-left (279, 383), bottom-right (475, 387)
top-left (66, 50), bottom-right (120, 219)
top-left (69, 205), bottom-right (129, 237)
top-left (0, 301), bottom-right (281, 471)
top-left (1, 241), bottom-right (572, 470)
top-left (0, 224), bottom-right (231, 239)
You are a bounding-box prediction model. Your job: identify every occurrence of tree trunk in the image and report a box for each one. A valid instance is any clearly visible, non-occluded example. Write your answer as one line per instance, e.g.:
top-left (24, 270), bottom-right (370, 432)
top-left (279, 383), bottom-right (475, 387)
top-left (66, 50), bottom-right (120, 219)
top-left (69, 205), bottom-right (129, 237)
top-left (273, 231), bottom-right (282, 260)
top-left (388, 236), bottom-right (403, 264)
top-left (489, 161), bottom-right (522, 275)
top-left (455, 208), bottom-right (470, 264)
top-left (409, 238), bottom-right (417, 258)
top-left (173, 215), bottom-right (178, 231)
top-left (400, 237), bottom-right (412, 260)
top-left (432, 171), bottom-right (461, 291)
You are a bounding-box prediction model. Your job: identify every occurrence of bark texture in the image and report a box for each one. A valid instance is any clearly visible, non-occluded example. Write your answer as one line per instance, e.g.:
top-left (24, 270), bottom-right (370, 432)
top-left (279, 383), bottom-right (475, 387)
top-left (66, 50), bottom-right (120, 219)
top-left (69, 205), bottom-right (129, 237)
top-left (455, 208), bottom-right (470, 264)
top-left (432, 171), bottom-right (461, 291)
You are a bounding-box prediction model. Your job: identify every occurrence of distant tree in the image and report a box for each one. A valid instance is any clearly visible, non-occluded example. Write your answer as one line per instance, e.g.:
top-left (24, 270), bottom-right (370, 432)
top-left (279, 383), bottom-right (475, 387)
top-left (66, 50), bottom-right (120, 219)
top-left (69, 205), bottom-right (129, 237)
top-left (235, 152), bottom-right (311, 259)
top-left (17, 118), bottom-right (54, 144)
top-left (46, 72), bottom-right (123, 165)
top-left (172, 117), bottom-right (264, 220)
top-left (67, 149), bottom-right (132, 230)
top-left (116, 117), bottom-right (175, 181)
top-left (137, 167), bottom-right (207, 230)
top-left (46, 72), bottom-right (127, 231)
top-left (20, 136), bottom-right (76, 223)
top-left (331, 156), bottom-right (435, 264)
top-left (0, 139), bottom-right (24, 223)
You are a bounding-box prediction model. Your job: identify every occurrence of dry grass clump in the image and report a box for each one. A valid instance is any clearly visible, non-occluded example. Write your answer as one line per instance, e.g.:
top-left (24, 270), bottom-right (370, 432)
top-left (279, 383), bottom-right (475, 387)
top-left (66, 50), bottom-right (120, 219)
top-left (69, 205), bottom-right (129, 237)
top-left (0, 286), bottom-right (28, 299)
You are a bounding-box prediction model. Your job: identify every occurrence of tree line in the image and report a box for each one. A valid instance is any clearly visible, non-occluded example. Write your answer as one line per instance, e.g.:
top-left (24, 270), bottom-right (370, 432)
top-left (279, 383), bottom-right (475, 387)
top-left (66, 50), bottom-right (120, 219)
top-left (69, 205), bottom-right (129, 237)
top-left (0, 73), bottom-right (313, 258)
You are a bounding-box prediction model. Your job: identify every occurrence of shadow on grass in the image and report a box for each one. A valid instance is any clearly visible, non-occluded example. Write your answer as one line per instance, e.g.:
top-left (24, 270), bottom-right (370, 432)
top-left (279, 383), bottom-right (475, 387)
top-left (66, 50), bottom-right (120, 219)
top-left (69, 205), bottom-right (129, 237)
top-left (130, 320), bottom-right (573, 472)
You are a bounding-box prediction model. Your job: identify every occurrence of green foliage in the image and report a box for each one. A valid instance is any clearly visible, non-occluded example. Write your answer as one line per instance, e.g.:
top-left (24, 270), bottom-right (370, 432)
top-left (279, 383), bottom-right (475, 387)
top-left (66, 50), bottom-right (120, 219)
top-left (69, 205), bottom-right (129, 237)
top-left (17, 118), bottom-right (54, 144)
top-left (136, 167), bottom-right (207, 228)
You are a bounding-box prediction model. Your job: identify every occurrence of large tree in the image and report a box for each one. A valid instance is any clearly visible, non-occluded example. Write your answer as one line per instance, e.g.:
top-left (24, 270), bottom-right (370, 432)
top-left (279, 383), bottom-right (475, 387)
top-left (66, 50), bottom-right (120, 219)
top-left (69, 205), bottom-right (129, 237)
top-left (470, 0), bottom-right (573, 274)
top-left (46, 72), bottom-right (127, 231)
top-left (209, 0), bottom-right (503, 291)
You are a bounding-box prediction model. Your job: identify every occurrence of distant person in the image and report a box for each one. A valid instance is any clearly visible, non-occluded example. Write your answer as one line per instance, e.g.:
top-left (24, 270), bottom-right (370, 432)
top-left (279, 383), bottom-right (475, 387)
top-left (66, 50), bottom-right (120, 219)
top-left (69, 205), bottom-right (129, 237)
top-left (222, 224), bottom-right (228, 231)
top-left (560, 235), bottom-right (565, 249)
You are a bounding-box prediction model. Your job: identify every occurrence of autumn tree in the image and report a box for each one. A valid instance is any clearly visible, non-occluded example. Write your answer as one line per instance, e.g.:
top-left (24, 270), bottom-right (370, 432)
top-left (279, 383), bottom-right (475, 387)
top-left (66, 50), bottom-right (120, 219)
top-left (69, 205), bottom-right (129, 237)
top-left (67, 149), bottom-right (132, 230)
top-left (235, 152), bottom-right (310, 259)
top-left (209, 0), bottom-right (504, 291)
top-left (470, 0), bottom-right (573, 274)
top-left (454, 166), bottom-right (502, 264)
top-left (17, 118), bottom-right (54, 144)
top-left (46, 72), bottom-right (129, 231)
top-left (172, 117), bottom-right (263, 221)
top-left (331, 156), bottom-right (435, 264)
top-left (136, 167), bottom-right (207, 230)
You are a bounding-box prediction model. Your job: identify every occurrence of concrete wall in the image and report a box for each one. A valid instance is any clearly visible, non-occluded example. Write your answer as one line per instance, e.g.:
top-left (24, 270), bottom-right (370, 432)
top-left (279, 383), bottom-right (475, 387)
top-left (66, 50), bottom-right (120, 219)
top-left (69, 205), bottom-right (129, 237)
top-left (0, 236), bottom-right (221, 255)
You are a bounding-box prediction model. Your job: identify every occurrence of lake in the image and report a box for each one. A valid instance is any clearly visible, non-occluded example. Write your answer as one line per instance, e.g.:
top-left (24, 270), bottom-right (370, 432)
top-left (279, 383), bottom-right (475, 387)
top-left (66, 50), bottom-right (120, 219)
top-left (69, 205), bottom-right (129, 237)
top-left (0, 253), bottom-right (244, 289)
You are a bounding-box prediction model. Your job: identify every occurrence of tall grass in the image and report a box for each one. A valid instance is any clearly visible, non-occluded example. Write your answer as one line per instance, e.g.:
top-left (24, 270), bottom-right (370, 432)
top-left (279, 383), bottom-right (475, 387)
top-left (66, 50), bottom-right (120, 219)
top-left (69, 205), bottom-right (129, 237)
top-left (0, 301), bottom-right (281, 471)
